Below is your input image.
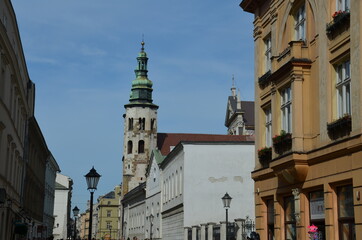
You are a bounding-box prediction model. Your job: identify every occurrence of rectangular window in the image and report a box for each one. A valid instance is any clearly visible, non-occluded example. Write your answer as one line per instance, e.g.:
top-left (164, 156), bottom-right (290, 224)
top-left (107, 210), bottom-right (111, 217)
top-left (295, 5), bottom-right (306, 41)
top-left (281, 87), bottom-right (292, 133)
top-left (337, 0), bottom-right (350, 11)
top-left (284, 196), bottom-right (296, 240)
top-left (336, 60), bottom-right (351, 118)
top-left (264, 36), bottom-right (272, 72)
top-left (337, 185), bottom-right (355, 240)
top-left (265, 107), bottom-right (272, 147)
top-left (267, 199), bottom-right (274, 240)
top-left (106, 221), bottom-right (111, 229)
top-left (309, 191), bottom-right (325, 240)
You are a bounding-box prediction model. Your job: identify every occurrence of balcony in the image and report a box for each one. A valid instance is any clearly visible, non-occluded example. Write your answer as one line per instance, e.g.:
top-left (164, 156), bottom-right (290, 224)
top-left (258, 70), bottom-right (271, 88)
top-left (273, 131), bottom-right (292, 155)
top-left (327, 115), bottom-right (352, 140)
top-left (326, 10), bottom-right (350, 37)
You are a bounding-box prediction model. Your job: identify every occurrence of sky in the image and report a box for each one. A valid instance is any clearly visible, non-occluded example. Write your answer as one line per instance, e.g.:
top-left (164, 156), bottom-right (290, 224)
top-left (10, 0), bottom-right (255, 212)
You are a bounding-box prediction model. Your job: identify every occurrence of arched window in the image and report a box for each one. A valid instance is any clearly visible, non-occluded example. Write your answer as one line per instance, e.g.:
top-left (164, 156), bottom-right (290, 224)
top-left (179, 167), bottom-right (183, 195)
top-left (139, 118), bottom-right (145, 130)
top-left (171, 173), bottom-right (175, 199)
top-left (127, 141), bottom-right (133, 154)
top-left (138, 140), bottom-right (145, 153)
top-left (175, 170), bottom-right (178, 196)
top-left (128, 118), bottom-right (134, 130)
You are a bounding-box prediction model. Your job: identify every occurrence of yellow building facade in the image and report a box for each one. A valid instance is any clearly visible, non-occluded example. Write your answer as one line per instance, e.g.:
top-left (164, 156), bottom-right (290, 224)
top-left (97, 185), bottom-right (121, 240)
top-left (241, 0), bottom-right (362, 239)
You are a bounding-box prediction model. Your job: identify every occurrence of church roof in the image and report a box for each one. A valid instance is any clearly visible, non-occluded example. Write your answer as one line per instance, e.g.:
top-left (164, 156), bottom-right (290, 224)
top-left (225, 96), bottom-right (255, 129)
top-left (157, 133), bottom-right (254, 156)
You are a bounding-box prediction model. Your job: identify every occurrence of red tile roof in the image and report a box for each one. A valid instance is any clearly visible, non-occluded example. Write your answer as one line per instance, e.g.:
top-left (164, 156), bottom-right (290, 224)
top-left (157, 133), bottom-right (254, 155)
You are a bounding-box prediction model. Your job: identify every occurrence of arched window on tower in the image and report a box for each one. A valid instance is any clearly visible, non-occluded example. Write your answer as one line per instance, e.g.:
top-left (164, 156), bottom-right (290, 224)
top-left (151, 119), bottom-right (155, 130)
top-left (127, 141), bottom-right (133, 154)
top-left (139, 118), bottom-right (145, 130)
top-left (138, 140), bottom-right (145, 154)
top-left (128, 118), bottom-right (134, 131)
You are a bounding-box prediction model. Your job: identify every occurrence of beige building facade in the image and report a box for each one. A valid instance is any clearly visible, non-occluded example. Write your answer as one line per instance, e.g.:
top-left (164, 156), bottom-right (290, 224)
top-left (241, 0), bottom-right (362, 239)
top-left (96, 185), bottom-right (121, 240)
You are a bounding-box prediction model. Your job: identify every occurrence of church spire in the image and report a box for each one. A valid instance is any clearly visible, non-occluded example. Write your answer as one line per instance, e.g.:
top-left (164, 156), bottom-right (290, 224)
top-left (231, 74), bottom-right (236, 97)
top-left (126, 41), bottom-right (158, 109)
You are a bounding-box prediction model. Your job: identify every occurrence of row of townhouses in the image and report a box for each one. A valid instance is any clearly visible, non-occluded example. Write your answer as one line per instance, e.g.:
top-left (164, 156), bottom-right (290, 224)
top-left (0, 1), bottom-right (75, 240)
top-left (240, 0), bottom-right (362, 239)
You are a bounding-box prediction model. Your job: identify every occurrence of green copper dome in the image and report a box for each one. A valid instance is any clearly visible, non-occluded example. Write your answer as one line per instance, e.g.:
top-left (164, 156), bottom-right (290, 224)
top-left (125, 42), bottom-right (158, 109)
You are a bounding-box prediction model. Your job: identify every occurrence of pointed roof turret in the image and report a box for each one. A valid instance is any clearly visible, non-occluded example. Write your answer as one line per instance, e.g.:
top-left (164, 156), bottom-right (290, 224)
top-left (125, 41), bottom-right (158, 109)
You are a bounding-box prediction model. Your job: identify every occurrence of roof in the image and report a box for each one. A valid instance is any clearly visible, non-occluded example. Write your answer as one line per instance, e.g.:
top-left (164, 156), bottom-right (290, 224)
top-left (157, 133), bottom-right (254, 156)
top-left (103, 191), bottom-right (115, 199)
top-left (55, 182), bottom-right (69, 190)
top-left (122, 182), bottom-right (146, 202)
top-left (241, 101), bottom-right (255, 128)
top-left (153, 149), bottom-right (166, 164)
top-left (225, 96), bottom-right (255, 128)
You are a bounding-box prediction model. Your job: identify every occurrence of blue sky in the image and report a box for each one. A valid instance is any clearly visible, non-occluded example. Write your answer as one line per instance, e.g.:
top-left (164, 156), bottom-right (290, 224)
top-left (11, 0), bottom-right (254, 212)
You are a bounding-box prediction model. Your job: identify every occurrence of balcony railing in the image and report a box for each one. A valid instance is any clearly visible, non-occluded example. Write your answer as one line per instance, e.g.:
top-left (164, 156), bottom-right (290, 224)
top-left (327, 115), bottom-right (352, 140)
top-left (258, 70), bottom-right (271, 88)
top-left (273, 131), bottom-right (292, 155)
top-left (326, 10), bottom-right (350, 36)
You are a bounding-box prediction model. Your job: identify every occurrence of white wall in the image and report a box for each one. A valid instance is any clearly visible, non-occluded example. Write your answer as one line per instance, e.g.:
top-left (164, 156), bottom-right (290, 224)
top-left (182, 143), bottom-right (255, 227)
top-left (53, 173), bottom-right (72, 240)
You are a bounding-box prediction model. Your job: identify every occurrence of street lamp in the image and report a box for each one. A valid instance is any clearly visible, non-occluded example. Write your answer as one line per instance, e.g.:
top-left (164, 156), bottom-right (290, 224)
top-left (85, 167), bottom-right (101, 240)
top-left (73, 206), bottom-right (80, 240)
top-left (149, 214), bottom-right (154, 240)
top-left (222, 193), bottom-right (232, 240)
top-left (109, 225), bottom-right (112, 240)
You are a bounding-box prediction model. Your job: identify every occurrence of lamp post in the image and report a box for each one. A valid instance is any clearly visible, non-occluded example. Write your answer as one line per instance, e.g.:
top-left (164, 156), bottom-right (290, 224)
top-left (222, 193), bottom-right (232, 240)
top-left (73, 206), bottom-right (80, 240)
top-left (85, 167), bottom-right (101, 240)
top-left (149, 214), bottom-right (154, 240)
top-left (109, 225), bottom-right (112, 240)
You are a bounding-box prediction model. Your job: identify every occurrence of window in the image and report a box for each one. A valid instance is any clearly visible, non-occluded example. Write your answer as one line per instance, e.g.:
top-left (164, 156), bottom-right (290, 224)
top-left (337, 0), bottom-right (350, 11)
top-left (138, 140), bottom-right (145, 153)
top-left (281, 87), bottom-right (292, 133)
top-left (264, 106), bottom-right (272, 147)
top-left (106, 221), bottom-right (111, 229)
top-left (284, 196), bottom-right (296, 240)
top-left (128, 118), bottom-right (134, 130)
top-left (107, 210), bottom-right (112, 217)
top-left (139, 118), bottom-right (145, 130)
top-left (151, 118), bottom-right (155, 130)
top-left (294, 4), bottom-right (306, 41)
top-left (309, 190), bottom-right (325, 240)
top-left (336, 60), bottom-right (351, 118)
top-left (267, 199), bottom-right (274, 240)
top-left (264, 35), bottom-right (272, 72)
top-left (127, 141), bottom-right (133, 154)
top-left (337, 185), bottom-right (355, 240)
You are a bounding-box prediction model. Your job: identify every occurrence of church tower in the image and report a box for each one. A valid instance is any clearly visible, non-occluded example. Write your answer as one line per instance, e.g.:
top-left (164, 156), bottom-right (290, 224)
top-left (122, 41), bottom-right (158, 195)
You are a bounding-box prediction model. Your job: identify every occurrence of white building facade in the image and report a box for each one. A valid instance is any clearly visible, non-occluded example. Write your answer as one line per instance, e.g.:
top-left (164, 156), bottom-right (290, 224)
top-left (160, 141), bottom-right (255, 240)
top-left (43, 153), bottom-right (60, 238)
top-left (53, 173), bottom-right (73, 240)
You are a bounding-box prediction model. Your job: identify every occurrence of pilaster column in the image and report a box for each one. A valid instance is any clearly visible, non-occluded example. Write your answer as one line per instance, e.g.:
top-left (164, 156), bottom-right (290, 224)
top-left (200, 224), bottom-right (207, 240)
top-left (220, 221), bottom-right (226, 240)
top-left (234, 218), bottom-right (244, 240)
top-left (324, 183), bottom-right (335, 240)
top-left (192, 225), bottom-right (199, 240)
top-left (207, 222), bottom-right (216, 240)
top-left (184, 227), bottom-right (191, 240)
